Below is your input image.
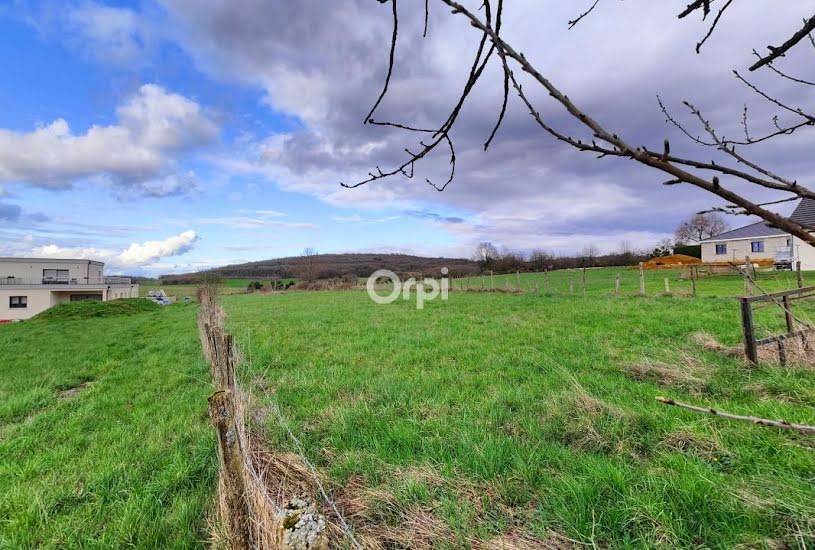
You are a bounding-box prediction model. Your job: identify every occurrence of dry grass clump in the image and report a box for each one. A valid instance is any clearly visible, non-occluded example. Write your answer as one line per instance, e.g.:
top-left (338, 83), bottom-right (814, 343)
top-left (660, 429), bottom-right (728, 463)
top-left (691, 331), bottom-right (743, 358)
top-left (543, 390), bottom-right (648, 458)
top-left (331, 464), bottom-right (578, 550)
top-left (692, 330), bottom-right (815, 368)
top-left (471, 530), bottom-right (578, 550)
top-left (623, 357), bottom-right (709, 394)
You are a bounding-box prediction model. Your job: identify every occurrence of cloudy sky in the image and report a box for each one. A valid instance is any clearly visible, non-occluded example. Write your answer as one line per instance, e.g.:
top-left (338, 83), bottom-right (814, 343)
top-left (0, 1), bottom-right (812, 274)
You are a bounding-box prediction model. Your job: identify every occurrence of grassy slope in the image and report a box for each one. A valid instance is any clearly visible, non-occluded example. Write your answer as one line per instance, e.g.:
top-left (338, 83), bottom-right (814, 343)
top-left (0, 302), bottom-right (215, 549)
top-left (224, 269), bottom-right (815, 549)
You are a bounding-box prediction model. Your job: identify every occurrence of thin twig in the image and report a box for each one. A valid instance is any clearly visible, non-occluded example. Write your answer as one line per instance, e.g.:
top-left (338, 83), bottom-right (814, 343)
top-left (656, 397), bottom-right (815, 434)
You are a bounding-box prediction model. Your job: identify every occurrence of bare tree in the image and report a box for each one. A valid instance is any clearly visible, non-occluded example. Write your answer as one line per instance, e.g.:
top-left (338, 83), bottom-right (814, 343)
top-left (675, 213), bottom-right (729, 243)
top-left (346, 2), bottom-right (815, 246)
top-left (529, 248), bottom-right (553, 271)
top-left (616, 240), bottom-right (636, 265)
top-left (473, 241), bottom-right (499, 272)
top-left (300, 247), bottom-right (320, 282)
top-left (581, 243), bottom-right (600, 267)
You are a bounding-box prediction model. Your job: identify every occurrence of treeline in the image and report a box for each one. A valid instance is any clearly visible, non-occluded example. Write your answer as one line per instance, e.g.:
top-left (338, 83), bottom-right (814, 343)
top-left (160, 253), bottom-right (481, 283)
top-left (472, 242), bottom-right (701, 274)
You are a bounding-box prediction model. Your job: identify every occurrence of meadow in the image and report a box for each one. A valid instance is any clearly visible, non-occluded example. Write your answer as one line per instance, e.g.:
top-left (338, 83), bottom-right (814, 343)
top-left (1, 268), bottom-right (813, 548)
top-left (0, 300), bottom-right (215, 549)
top-left (223, 267), bottom-right (815, 548)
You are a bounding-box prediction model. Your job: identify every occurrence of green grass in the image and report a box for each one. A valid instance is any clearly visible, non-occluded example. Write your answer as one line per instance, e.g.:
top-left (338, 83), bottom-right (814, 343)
top-left (140, 278), bottom-right (294, 299)
top-left (33, 298), bottom-right (160, 321)
top-left (0, 303), bottom-right (216, 549)
top-left (223, 268), bottom-right (815, 549)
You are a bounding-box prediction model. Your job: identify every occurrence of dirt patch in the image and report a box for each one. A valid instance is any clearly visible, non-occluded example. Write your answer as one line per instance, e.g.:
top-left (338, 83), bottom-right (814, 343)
top-left (57, 381), bottom-right (93, 400)
top-left (641, 254), bottom-right (701, 270)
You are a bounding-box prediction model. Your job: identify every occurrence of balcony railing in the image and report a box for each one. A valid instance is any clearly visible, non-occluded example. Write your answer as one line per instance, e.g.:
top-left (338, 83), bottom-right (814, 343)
top-left (0, 277), bottom-right (132, 286)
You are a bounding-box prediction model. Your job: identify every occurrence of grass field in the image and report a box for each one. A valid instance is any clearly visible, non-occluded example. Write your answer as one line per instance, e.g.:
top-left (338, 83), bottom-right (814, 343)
top-left (0, 300), bottom-right (215, 549)
top-left (139, 277), bottom-right (294, 299)
top-left (223, 267), bottom-right (815, 548)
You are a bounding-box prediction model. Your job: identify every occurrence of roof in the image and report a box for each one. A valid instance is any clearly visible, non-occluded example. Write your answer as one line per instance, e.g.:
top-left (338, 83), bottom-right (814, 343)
top-left (790, 198), bottom-right (815, 228)
top-left (703, 198), bottom-right (815, 242)
top-left (703, 221), bottom-right (787, 242)
top-left (0, 257), bottom-right (104, 265)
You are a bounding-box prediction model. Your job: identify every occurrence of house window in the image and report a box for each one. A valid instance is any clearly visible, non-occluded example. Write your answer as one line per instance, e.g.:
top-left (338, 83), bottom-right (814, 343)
top-left (715, 243), bottom-right (727, 255)
top-left (43, 269), bottom-right (69, 283)
top-left (70, 294), bottom-right (103, 302)
top-left (787, 238), bottom-right (792, 247)
top-left (751, 241), bottom-right (765, 253)
top-left (9, 296), bottom-right (27, 308)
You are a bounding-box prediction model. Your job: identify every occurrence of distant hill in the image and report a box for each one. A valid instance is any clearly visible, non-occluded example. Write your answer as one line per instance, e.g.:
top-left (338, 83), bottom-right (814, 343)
top-left (160, 253), bottom-right (479, 283)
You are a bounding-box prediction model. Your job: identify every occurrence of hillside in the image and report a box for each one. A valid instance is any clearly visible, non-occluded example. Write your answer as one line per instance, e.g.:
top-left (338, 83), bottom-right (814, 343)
top-left (160, 253), bottom-right (479, 282)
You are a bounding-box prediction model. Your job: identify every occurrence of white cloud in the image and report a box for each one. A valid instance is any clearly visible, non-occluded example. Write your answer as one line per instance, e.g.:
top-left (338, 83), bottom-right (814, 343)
top-left (0, 84), bottom-right (217, 189)
top-left (30, 230), bottom-right (199, 269)
top-left (66, 2), bottom-right (150, 65)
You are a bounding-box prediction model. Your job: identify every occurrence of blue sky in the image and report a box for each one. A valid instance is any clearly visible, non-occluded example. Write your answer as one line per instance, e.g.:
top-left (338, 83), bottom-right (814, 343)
top-left (0, 1), bottom-right (811, 274)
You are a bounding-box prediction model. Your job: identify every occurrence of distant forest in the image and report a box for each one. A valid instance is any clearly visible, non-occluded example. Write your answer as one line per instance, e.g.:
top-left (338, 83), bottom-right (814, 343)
top-left (159, 245), bottom-right (701, 283)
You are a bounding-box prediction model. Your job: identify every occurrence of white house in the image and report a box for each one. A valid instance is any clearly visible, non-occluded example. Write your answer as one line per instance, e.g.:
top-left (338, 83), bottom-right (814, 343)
top-left (0, 258), bottom-right (139, 322)
top-left (701, 199), bottom-right (815, 269)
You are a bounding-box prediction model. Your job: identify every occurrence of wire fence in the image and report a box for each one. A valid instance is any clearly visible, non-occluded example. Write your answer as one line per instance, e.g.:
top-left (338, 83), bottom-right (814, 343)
top-left (198, 284), bottom-right (361, 550)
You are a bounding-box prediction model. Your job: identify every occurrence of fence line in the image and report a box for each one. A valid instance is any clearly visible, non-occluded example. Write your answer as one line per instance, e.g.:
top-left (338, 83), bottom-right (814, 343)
top-left (198, 284), bottom-right (359, 549)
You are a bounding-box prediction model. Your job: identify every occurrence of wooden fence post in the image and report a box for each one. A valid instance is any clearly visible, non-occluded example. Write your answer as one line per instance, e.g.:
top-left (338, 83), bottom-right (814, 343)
top-left (544, 270), bottom-right (550, 292)
top-left (208, 390), bottom-right (251, 550)
top-left (797, 260), bottom-right (804, 288)
top-left (569, 272), bottom-right (574, 294)
top-left (744, 256), bottom-right (752, 296)
top-left (782, 295), bottom-right (794, 334)
top-left (516, 270), bottom-right (521, 291)
top-left (581, 267), bottom-right (586, 296)
top-left (639, 262), bottom-right (645, 295)
top-left (615, 273), bottom-right (620, 295)
top-left (664, 277), bottom-right (670, 293)
top-left (490, 271), bottom-right (495, 290)
top-left (740, 297), bottom-right (758, 366)
top-left (691, 266), bottom-right (697, 297)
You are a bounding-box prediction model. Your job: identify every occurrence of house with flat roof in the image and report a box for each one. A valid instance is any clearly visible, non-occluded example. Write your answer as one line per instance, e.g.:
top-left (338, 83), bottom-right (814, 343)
top-left (0, 258), bottom-right (139, 321)
top-left (701, 199), bottom-right (815, 269)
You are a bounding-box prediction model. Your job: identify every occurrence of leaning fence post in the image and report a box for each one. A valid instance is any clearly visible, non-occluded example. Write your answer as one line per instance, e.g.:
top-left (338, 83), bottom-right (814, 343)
top-left (740, 297), bottom-right (758, 366)
top-left (639, 262), bottom-right (645, 295)
top-left (208, 390), bottom-right (252, 550)
top-left (797, 260), bottom-right (804, 288)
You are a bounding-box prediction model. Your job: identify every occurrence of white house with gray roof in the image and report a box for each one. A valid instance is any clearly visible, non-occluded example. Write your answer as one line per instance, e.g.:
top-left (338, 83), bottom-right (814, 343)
top-left (701, 199), bottom-right (815, 269)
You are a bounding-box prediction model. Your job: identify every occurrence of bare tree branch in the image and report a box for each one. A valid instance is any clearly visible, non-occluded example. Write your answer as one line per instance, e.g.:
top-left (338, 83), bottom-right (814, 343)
top-left (695, 0), bottom-right (735, 53)
top-left (568, 0), bottom-right (601, 30)
top-left (749, 15), bottom-right (815, 71)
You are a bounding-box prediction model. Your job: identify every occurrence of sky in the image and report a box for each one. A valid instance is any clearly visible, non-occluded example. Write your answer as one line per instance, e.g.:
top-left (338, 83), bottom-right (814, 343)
top-left (0, 0), bottom-right (812, 275)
